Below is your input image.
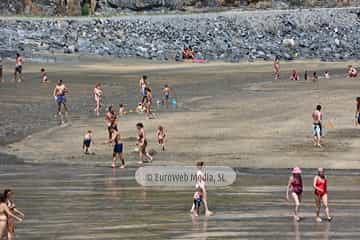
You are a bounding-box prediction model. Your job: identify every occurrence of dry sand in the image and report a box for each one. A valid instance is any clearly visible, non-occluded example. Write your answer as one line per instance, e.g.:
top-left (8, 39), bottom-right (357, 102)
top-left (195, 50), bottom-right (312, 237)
top-left (1, 57), bottom-right (360, 169)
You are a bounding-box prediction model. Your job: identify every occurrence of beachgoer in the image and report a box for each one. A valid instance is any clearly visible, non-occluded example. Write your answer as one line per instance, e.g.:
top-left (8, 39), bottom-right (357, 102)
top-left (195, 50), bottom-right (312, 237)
top-left (83, 130), bottom-right (93, 154)
top-left (93, 83), bottom-right (103, 117)
top-left (0, 195), bottom-right (22, 240)
top-left (193, 188), bottom-right (203, 217)
top-left (105, 106), bottom-right (118, 140)
top-left (286, 167), bottom-right (303, 221)
top-left (273, 56), bottom-right (280, 80)
top-left (14, 53), bottom-right (24, 82)
top-left (190, 161), bottom-right (213, 216)
top-left (355, 97), bottom-right (360, 127)
top-left (312, 105), bottom-right (323, 147)
top-left (162, 84), bottom-right (173, 108)
top-left (53, 80), bottom-right (68, 123)
top-left (136, 122), bottom-right (153, 164)
top-left (41, 68), bottom-right (48, 83)
top-left (304, 70), bottom-right (308, 81)
top-left (290, 70), bottom-right (299, 81)
top-left (0, 57), bottom-right (3, 82)
top-left (144, 87), bottom-right (154, 119)
top-left (157, 126), bottom-right (166, 151)
top-left (348, 65), bottom-right (357, 78)
top-left (139, 75), bottom-right (148, 101)
top-left (3, 189), bottom-right (24, 240)
top-left (109, 128), bottom-right (125, 168)
top-left (313, 72), bottom-right (318, 82)
top-left (313, 168), bottom-right (332, 222)
top-left (118, 104), bottom-right (127, 116)
top-left (324, 71), bottom-right (330, 79)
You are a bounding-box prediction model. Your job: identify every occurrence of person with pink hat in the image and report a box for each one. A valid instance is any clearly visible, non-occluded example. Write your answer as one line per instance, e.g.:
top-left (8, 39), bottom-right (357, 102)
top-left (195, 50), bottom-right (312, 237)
top-left (286, 167), bottom-right (303, 221)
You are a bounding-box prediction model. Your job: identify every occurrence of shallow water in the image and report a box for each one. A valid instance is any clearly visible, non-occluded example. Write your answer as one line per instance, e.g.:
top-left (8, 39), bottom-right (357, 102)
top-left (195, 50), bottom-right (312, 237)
top-left (1, 163), bottom-right (360, 239)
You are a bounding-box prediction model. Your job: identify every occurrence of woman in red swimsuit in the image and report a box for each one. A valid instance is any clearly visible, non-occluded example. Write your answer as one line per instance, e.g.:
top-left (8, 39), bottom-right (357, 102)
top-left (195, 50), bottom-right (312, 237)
top-left (286, 167), bottom-right (303, 221)
top-left (313, 168), bottom-right (332, 222)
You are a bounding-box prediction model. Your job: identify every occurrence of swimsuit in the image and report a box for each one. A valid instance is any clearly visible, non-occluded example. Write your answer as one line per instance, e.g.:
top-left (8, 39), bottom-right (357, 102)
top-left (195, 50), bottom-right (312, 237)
top-left (291, 177), bottom-right (303, 195)
top-left (83, 138), bottom-right (91, 147)
top-left (313, 122), bottom-right (322, 137)
top-left (315, 177), bottom-right (327, 198)
top-left (113, 143), bottom-right (123, 153)
top-left (195, 170), bottom-right (205, 189)
top-left (15, 65), bottom-right (22, 74)
top-left (6, 200), bottom-right (15, 233)
top-left (56, 95), bottom-right (66, 104)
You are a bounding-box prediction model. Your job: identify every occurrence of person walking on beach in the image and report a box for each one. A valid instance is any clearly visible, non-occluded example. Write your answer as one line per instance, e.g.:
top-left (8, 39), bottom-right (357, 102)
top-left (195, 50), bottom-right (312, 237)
top-left (53, 80), bottom-right (69, 124)
top-left (313, 168), bottom-right (332, 222)
top-left (3, 189), bottom-right (25, 240)
top-left (139, 75), bottom-right (148, 101)
top-left (93, 83), bottom-right (103, 117)
top-left (109, 128), bottom-right (125, 168)
top-left (136, 122), bottom-right (153, 164)
top-left (144, 87), bottom-right (154, 119)
top-left (286, 167), bottom-right (303, 221)
top-left (190, 161), bottom-right (213, 216)
top-left (162, 84), bottom-right (173, 108)
top-left (13, 53), bottom-right (24, 82)
top-left (156, 125), bottom-right (166, 151)
top-left (355, 97), bottom-right (360, 127)
top-left (273, 56), bottom-right (280, 80)
top-left (105, 106), bottom-right (118, 141)
top-left (0, 195), bottom-right (22, 240)
top-left (312, 105), bottom-right (323, 147)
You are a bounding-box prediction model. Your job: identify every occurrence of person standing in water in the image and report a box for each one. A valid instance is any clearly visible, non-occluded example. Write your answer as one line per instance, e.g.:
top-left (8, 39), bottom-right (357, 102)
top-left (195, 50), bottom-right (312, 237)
top-left (190, 161), bottom-right (213, 216)
top-left (355, 97), bottom-right (360, 127)
top-left (136, 122), bottom-right (153, 164)
top-left (3, 189), bottom-right (25, 240)
top-left (82, 130), bottom-right (94, 154)
top-left (105, 106), bottom-right (118, 141)
top-left (139, 75), bottom-right (148, 102)
top-left (286, 167), bottom-right (303, 221)
top-left (109, 128), bottom-right (126, 168)
top-left (93, 83), bottom-right (103, 117)
top-left (312, 105), bottom-right (323, 147)
top-left (156, 125), bottom-right (166, 151)
top-left (162, 84), bottom-right (174, 108)
top-left (0, 195), bottom-right (22, 240)
top-left (40, 68), bottom-right (49, 83)
top-left (53, 80), bottom-right (69, 124)
top-left (13, 53), bottom-right (24, 82)
top-left (273, 56), bottom-right (280, 80)
top-left (144, 87), bottom-right (154, 119)
top-left (313, 168), bottom-right (332, 222)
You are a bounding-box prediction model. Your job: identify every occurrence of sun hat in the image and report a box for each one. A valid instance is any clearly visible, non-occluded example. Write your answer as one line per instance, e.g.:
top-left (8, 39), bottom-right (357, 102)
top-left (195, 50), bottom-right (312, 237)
top-left (292, 166), bottom-right (302, 174)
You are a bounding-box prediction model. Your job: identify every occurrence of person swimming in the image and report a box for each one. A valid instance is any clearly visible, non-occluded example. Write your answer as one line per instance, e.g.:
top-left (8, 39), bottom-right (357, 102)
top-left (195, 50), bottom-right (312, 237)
top-left (313, 168), bottom-right (332, 222)
top-left (286, 167), bottom-right (303, 221)
top-left (83, 130), bottom-right (94, 154)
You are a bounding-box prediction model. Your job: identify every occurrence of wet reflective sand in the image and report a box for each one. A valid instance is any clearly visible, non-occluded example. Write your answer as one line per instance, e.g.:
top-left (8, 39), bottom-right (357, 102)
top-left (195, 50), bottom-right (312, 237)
top-left (1, 164), bottom-right (360, 239)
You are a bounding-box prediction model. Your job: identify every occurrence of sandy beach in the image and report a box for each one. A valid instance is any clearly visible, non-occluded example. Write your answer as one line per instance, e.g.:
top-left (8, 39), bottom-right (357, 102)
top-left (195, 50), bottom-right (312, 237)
top-left (1, 57), bottom-right (360, 169)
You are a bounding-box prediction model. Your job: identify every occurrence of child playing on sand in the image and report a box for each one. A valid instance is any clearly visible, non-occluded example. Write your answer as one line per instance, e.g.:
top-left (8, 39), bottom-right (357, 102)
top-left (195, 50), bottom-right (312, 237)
top-left (119, 104), bottom-right (127, 116)
top-left (192, 188), bottom-right (203, 217)
top-left (324, 71), bottom-right (330, 79)
top-left (157, 126), bottom-right (166, 151)
top-left (41, 68), bottom-right (48, 83)
top-left (83, 130), bottom-right (93, 154)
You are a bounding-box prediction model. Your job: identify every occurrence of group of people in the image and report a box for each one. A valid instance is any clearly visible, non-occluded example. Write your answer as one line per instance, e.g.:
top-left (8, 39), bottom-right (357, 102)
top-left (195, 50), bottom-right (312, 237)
top-left (286, 167), bottom-right (332, 222)
top-left (0, 189), bottom-right (24, 240)
top-left (182, 46), bottom-right (195, 60)
top-left (289, 69), bottom-right (329, 81)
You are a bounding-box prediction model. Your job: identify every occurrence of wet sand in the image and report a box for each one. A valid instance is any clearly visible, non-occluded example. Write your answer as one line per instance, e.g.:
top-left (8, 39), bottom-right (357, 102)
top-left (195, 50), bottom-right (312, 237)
top-left (1, 57), bottom-right (360, 239)
top-left (1, 57), bottom-right (360, 168)
top-left (1, 165), bottom-right (360, 239)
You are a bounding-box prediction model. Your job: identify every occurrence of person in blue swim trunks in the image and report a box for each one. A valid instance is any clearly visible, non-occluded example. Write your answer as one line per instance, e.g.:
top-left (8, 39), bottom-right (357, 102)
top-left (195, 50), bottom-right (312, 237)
top-left (53, 79), bottom-right (68, 121)
top-left (109, 128), bottom-right (125, 168)
top-left (82, 130), bottom-right (94, 154)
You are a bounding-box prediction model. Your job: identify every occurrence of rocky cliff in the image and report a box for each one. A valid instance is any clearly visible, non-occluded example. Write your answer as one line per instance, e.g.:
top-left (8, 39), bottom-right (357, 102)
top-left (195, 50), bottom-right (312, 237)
top-left (0, 1), bottom-right (359, 16)
top-left (1, 8), bottom-right (360, 62)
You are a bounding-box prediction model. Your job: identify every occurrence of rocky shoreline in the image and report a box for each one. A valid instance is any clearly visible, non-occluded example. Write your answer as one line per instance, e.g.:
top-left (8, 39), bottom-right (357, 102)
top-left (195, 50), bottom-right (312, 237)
top-left (1, 8), bottom-right (360, 62)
